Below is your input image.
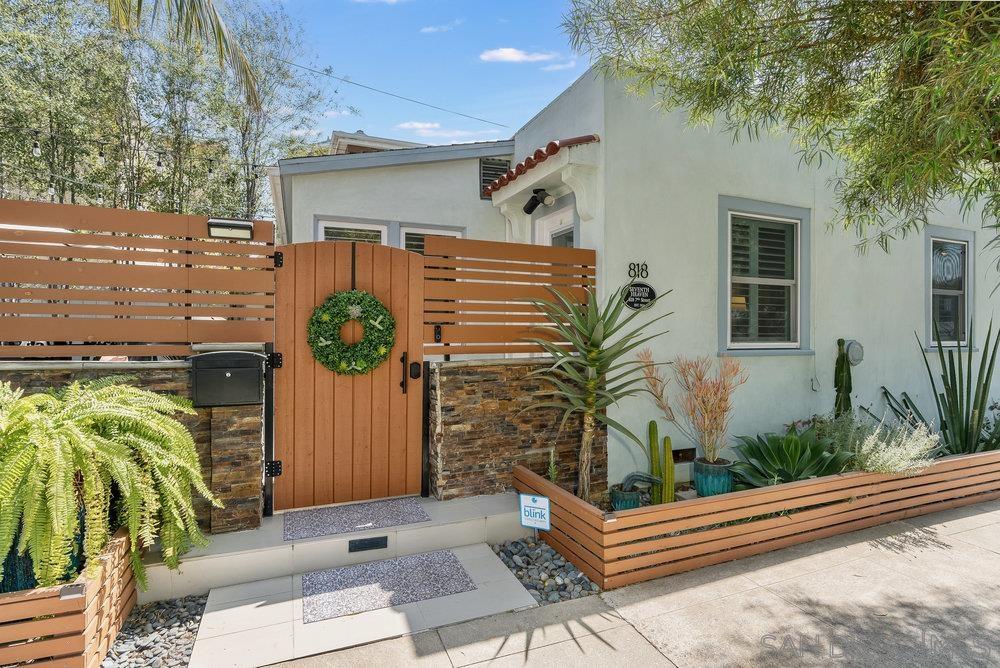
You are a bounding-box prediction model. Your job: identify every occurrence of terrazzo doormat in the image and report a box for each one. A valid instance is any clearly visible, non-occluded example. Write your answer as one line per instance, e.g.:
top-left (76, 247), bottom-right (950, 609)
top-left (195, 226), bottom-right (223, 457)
top-left (301, 549), bottom-right (477, 622)
top-left (283, 496), bottom-right (430, 541)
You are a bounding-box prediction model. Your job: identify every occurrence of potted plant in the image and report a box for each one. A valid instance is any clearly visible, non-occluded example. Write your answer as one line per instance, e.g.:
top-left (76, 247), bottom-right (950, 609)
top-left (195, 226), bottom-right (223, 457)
top-left (609, 472), bottom-right (661, 510)
top-left (638, 352), bottom-right (747, 497)
top-left (0, 378), bottom-right (219, 590)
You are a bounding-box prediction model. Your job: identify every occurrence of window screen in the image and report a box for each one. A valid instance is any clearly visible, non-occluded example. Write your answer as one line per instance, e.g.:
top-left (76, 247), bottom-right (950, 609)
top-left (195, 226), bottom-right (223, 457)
top-left (402, 229), bottom-right (461, 255)
top-left (729, 215), bottom-right (797, 344)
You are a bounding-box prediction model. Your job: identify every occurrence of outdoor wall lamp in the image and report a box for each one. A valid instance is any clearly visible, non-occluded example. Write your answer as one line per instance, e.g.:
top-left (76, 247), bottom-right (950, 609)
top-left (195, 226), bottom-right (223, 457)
top-left (207, 218), bottom-right (255, 240)
top-left (522, 188), bottom-right (555, 215)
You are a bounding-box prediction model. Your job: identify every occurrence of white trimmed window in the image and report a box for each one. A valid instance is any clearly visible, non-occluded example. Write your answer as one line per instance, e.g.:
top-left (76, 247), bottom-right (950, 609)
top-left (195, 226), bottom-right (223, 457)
top-left (727, 213), bottom-right (799, 347)
top-left (320, 220), bottom-right (387, 244)
top-left (930, 236), bottom-right (970, 345)
top-left (400, 226), bottom-right (462, 255)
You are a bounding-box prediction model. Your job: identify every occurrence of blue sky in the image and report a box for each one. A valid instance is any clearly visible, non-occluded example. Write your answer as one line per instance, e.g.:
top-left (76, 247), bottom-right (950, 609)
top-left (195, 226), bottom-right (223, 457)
top-left (284, 0), bottom-right (583, 144)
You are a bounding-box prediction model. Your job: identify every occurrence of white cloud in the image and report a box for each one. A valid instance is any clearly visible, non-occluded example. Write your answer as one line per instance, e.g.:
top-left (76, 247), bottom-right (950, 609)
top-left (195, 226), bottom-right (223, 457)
top-left (420, 19), bottom-right (463, 33)
top-left (290, 129), bottom-right (325, 138)
top-left (541, 59), bottom-right (577, 72)
top-left (323, 109), bottom-right (353, 118)
top-left (396, 121), bottom-right (440, 131)
top-left (395, 121), bottom-right (501, 141)
top-left (479, 48), bottom-right (558, 63)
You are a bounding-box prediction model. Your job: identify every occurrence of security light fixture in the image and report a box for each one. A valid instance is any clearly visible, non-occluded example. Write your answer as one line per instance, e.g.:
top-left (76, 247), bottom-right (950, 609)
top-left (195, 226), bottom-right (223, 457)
top-left (208, 218), bottom-right (254, 240)
top-left (522, 188), bottom-right (556, 215)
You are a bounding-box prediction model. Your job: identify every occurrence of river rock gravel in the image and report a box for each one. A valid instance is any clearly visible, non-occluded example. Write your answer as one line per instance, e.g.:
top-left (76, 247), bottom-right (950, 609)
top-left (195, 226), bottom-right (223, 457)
top-left (103, 594), bottom-right (206, 668)
top-left (492, 539), bottom-right (600, 605)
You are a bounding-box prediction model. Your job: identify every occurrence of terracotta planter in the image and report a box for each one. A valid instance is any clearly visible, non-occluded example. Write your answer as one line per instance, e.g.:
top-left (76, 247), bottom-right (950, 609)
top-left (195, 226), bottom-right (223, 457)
top-left (693, 458), bottom-right (733, 497)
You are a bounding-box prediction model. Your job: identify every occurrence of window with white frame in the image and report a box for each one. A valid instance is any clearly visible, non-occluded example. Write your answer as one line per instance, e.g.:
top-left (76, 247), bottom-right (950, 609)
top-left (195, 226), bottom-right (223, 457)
top-left (728, 213), bottom-right (798, 347)
top-left (930, 236), bottom-right (969, 344)
top-left (320, 220), bottom-right (386, 244)
top-left (400, 226), bottom-right (462, 255)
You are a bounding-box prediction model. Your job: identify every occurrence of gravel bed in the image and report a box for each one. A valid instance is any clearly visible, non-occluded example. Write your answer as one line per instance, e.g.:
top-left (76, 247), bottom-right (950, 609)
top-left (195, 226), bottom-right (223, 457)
top-left (103, 594), bottom-right (206, 668)
top-left (492, 539), bottom-right (600, 605)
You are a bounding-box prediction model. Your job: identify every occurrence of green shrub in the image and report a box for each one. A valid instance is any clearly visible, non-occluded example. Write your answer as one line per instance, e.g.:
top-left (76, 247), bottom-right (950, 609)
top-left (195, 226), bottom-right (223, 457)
top-left (0, 380), bottom-right (219, 589)
top-left (730, 428), bottom-right (853, 488)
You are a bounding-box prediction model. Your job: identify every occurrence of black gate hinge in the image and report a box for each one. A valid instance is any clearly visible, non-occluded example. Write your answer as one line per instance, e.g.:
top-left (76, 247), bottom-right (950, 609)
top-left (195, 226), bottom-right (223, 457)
top-left (273, 251), bottom-right (284, 268)
top-left (267, 351), bottom-right (283, 369)
top-left (265, 460), bottom-right (283, 478)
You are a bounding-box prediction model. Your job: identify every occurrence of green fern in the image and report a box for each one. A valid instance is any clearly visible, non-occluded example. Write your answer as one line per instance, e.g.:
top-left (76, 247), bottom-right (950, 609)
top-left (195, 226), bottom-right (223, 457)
top-left (0, 380), bottom-right (220, 589)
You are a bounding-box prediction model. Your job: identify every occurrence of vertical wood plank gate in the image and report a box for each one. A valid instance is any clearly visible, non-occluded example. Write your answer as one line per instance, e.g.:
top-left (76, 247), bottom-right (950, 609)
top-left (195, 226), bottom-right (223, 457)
top-left (273, 241), bottom-right (424, 510)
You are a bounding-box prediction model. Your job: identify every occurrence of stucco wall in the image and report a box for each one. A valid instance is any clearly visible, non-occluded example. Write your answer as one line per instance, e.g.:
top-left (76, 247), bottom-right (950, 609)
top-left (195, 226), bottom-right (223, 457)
top-left (595, 77), bottom-right (998, 483)
top-left (513, 71), bottom-right (606, 158)
top-left (287, 157), bottom-right (508, 243)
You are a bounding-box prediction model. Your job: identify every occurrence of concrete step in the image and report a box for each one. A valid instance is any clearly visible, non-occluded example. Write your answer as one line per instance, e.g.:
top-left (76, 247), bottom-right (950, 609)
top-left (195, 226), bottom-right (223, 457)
top-left (140, 492), bottom-right (530, 603)
top-left (188, 543), bottom-right (537, 667)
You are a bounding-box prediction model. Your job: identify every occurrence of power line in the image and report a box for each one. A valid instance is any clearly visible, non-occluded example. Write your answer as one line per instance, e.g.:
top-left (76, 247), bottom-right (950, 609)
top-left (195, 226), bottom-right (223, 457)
top-left (269, 56), bottom-right (511, 130)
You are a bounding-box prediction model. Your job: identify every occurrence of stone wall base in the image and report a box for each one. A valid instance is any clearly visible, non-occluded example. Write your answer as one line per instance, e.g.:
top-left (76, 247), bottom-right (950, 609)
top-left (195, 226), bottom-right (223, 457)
top-left (428, 359), bottom-right (608, 504)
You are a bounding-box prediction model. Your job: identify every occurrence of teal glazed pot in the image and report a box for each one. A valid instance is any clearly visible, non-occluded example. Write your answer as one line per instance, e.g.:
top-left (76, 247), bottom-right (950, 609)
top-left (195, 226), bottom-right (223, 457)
top-left (693, 458), bottom-right (733, 497)
top-left (610, 486), bottom-right (642, 511)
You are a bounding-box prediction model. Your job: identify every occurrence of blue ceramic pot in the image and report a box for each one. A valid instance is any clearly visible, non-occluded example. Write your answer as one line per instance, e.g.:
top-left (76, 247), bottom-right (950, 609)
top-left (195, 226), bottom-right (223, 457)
top-left (610, 486), bottom-right (642, 511)
top-left (693, 458), bottom-right (733, 497)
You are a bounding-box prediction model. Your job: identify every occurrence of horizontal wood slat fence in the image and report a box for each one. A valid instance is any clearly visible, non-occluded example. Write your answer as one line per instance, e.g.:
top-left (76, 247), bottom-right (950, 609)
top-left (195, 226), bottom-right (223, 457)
top-left (0, 530), bottom-right (135, 667)
top-left (513, 451), bottom-right (1000, 589)
top-left (422, 236), bottom-right (595, 356)
top-left (0, 199), bottom-right (275, 358)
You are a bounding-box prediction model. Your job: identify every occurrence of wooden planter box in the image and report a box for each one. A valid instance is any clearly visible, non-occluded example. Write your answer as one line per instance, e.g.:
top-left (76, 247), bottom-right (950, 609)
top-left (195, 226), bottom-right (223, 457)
top-left (0, 529), bottom-right (136, 667)
top-left (513, 449), bottom-right (1000, 590)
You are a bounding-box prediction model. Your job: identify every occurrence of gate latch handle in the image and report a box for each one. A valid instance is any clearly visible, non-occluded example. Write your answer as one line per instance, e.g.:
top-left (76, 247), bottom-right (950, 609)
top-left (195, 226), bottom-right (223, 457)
top-left (409, 362), bottom-right (422, 380)
top-left (400, 353), bottom-right (408, 394)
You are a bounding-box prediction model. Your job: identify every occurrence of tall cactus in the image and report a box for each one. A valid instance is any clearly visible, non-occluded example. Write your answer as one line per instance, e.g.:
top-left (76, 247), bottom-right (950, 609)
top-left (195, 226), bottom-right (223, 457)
top-left (662, 434), bottom-right (675, 503)
top-left (648, 420), bottom-right (662, 504)
top-left (647, 421), bottom-right (676, 504)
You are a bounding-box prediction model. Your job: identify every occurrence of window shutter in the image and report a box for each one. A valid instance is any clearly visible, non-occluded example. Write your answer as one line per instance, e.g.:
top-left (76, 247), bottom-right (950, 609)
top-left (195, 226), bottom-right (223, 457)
top-left (729, 215), bottom-right (796, 344)
top-left (322, 227), bottom-right (383, 244)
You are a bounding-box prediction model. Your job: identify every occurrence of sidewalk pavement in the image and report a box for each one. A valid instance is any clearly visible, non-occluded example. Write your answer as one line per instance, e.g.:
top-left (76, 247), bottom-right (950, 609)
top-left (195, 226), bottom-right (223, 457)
top-left (275, 498), bottom-right (1000, 667)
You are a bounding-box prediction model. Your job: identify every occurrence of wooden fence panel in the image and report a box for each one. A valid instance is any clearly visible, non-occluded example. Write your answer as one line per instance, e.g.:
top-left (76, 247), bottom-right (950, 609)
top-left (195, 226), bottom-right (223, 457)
top-left (422, 236), bottom-right (595, 356)
top-left (512, 450), bottom-right (1000, 589)
top-left (0, 199), bottom-right (275, 358)
top-left (0, 530), bottom-right (134, 667)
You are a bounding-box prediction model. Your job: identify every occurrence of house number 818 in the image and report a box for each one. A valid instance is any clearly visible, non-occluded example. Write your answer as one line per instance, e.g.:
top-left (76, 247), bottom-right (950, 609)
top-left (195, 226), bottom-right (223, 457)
top-left (628, 262), bottom-right (648, 279)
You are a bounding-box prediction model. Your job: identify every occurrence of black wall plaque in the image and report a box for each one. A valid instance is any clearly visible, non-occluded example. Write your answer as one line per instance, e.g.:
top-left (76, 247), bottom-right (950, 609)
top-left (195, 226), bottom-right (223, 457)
top-left (623, 282), bottom-right (656, 310)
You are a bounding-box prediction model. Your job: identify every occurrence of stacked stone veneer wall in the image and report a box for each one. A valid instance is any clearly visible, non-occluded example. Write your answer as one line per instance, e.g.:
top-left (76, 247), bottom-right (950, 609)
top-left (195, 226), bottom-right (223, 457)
top-left (428, 359), bottom-right (608, 503)
top-left (0, 362), bottom-right (262, 534)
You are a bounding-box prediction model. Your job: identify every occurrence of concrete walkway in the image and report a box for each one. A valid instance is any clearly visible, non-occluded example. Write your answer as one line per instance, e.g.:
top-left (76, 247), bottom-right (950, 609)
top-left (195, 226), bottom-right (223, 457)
top-left (274, 498), bottom-right (1000, 667)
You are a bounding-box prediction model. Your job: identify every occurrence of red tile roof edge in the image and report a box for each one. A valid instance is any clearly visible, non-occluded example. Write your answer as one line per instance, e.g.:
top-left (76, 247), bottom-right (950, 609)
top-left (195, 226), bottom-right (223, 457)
top-left (481, 134), bottom-right (600, 198)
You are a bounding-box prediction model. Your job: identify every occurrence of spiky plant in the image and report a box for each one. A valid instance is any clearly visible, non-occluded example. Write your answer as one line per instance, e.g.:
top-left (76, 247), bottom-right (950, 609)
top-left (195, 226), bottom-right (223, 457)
top-left (731, 428), bottom-right (853, 488)
top-left (0, 380), bottom-right (219, 589)
top-left (524, 285), bottom-right (669, 500)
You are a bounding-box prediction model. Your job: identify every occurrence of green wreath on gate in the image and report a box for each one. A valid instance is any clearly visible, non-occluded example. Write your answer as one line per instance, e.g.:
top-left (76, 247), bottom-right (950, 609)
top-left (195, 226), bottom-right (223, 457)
top-left (307, 290), bottom-right (396, 375)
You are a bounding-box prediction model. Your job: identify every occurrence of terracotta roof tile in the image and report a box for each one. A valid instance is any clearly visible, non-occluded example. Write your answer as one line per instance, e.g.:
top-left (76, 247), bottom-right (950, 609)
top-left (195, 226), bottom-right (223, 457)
top-left (481, 134), bottom-right (599, 198)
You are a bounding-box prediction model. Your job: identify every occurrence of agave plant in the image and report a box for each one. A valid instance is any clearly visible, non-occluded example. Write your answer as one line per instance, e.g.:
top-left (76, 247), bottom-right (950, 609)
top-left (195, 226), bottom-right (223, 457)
top-left (730, 428), bottom-right (853, 488)
top-left (883, 322), bottom-right (1000, 455)
top-left (525, 285), bottom-right (670, 500)
top-left (0, 379), bottom-right (219, 589)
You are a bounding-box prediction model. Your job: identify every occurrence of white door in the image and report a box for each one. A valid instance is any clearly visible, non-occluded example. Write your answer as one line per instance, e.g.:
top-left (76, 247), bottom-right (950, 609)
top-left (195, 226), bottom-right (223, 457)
top-left (534, 207), bottom-right (574, 247)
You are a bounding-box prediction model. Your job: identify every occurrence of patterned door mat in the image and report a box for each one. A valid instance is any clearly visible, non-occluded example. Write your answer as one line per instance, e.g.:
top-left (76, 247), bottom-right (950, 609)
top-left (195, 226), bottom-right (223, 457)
top-left (283, 497), bottom-right (430, 541)
top-left (301, 550), bottom-right (477, 622)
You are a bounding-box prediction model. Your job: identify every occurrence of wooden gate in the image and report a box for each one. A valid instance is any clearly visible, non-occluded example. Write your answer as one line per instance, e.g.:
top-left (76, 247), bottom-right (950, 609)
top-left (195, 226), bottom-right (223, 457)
top-left (273, 242), bottom-right (424, 510)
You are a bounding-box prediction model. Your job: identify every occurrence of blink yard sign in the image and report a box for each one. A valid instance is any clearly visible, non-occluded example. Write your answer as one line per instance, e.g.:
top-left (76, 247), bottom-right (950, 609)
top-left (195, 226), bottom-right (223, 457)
top-left (519, 494), bottom-right (551, 531)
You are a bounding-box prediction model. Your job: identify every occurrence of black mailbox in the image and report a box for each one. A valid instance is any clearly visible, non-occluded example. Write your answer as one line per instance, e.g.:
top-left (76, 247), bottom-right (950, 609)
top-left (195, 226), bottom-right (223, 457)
top-left (189, 351), bottom-right (264, 407)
